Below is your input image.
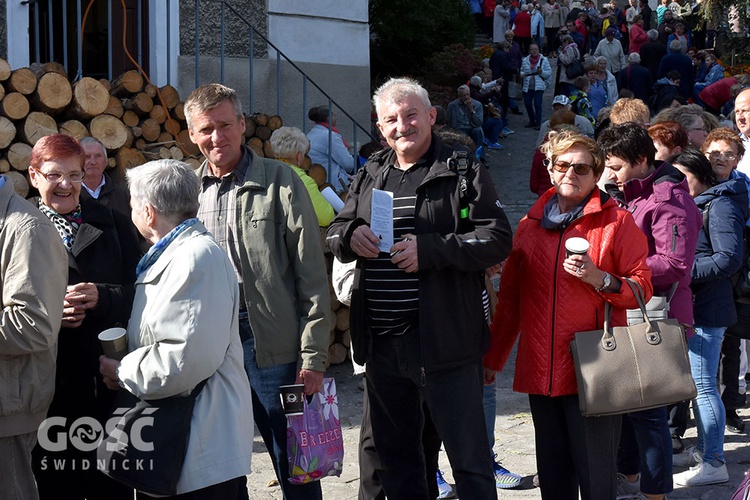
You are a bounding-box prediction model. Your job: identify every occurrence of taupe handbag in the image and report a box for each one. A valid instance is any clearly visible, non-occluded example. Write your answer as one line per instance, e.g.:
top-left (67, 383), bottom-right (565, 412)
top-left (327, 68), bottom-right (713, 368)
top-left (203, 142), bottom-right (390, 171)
top-left (569, 279), bottom-right (696, 417)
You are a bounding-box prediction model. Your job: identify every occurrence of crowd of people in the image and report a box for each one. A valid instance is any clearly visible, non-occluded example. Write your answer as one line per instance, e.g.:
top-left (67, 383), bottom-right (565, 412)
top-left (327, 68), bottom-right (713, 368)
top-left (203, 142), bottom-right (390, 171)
top-left (3, 3), bottom-right (750, 499)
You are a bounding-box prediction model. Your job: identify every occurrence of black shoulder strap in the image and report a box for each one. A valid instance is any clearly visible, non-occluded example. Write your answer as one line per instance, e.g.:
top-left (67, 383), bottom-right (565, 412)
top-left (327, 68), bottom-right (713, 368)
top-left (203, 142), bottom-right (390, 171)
top-left (447, 150), bottom-right (470, 220)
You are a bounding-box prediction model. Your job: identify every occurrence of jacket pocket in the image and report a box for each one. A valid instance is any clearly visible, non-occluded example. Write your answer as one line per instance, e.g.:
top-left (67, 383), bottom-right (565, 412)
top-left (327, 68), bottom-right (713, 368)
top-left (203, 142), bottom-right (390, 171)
top-left (0, 356), bottom-right (23, 415)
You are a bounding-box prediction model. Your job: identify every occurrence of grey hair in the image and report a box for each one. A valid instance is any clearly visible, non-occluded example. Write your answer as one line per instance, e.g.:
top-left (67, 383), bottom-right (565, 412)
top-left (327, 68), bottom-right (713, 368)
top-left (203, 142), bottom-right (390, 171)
top-left (126, 159), bottom-right (200, 223)
top-left (469, 75), bottom-right (482, 87)
top-left (594, 56), bottom-right (608, 65)
top-left (372, 77), bottom-right (431, 113)
top-left (457, 84), bottom-right (470, 94)
top-left (184, 83), bottom-right (243, 131)
top-left (78, 136), bottom-right (107, 157)
top-left (270, 126), bottom-right (310, 159)
top-left (628, 52), bottom-right (641, 63)
top-left (669, 39), bottom-right (682, 52)
top-left (647, 29), bottom-right (658, 41)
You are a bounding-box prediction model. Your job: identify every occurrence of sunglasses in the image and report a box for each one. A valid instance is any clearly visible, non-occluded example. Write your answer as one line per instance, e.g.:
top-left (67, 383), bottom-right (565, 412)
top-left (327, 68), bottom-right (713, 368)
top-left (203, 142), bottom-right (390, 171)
top-left (543, 159), bottom-right (594, 176)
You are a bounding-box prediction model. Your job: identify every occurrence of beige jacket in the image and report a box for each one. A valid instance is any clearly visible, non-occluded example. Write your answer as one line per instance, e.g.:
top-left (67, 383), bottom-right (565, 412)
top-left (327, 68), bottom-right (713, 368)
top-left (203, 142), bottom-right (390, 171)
top-left (0, 178), bottom-right (67, 437)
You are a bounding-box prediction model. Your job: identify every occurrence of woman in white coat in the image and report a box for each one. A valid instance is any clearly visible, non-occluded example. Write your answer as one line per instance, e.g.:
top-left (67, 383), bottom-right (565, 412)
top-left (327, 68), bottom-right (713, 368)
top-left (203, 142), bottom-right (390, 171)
top-left (520, 43), bottom-right (552, 130)
top-left (99, 159), bottom-right (254, 499)
top-left (494, 1), bottom-right (511, 43)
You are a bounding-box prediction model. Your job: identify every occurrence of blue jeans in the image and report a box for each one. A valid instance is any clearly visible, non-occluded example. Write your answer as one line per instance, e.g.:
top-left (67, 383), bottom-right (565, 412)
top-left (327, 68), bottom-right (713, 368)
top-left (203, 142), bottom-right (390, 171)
top-left (238, 314), bottom-right (322, 500)
top-left (618, 406), bottom-right (673, 495)
top-left (523, 90), bottom-right (544, 127)
top-left (459, 127), bottom-right (485, 148)
top-left (689, 325), bottom-right (726, 463)
top-left (482, 118), bottom-right (504, 144)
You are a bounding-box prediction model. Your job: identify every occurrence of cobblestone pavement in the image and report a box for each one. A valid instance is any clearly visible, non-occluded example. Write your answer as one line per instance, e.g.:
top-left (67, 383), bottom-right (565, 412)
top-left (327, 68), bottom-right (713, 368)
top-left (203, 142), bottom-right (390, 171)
top-left (245, 83), bottom-right (750, 499)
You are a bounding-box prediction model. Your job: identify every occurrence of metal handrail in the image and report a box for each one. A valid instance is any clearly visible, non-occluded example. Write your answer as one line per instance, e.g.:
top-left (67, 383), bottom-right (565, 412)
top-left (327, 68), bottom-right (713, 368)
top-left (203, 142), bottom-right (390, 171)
top-left (197, 0), bottom-right (377, 172)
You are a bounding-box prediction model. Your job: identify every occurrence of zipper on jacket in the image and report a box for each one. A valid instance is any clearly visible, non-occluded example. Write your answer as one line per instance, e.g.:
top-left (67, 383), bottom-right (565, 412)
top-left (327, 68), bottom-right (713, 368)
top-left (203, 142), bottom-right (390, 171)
top-left (548, 231), bottom-right (565, 396)
top-left (420, 367), bottom-right (426, 387)
top-left (671, 224), bottom-right (678, 252)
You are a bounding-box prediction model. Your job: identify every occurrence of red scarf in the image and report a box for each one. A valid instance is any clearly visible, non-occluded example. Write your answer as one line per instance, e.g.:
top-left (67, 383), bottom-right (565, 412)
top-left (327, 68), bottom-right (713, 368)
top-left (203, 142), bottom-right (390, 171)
top-left (529, 53), bottom-right (541, 71)
top-left (315, 122), bottom-right (350, 148)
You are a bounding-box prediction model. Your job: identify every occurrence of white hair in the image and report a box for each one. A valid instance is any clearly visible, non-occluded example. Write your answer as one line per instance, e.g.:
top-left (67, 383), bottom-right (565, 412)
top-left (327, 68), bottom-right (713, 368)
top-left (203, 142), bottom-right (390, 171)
top-left (372, 77), bottom-right (431, 113)
top-left (270, 126), bottom-right (310, 159)
top-left (126, 159), bottom-right (200, 223)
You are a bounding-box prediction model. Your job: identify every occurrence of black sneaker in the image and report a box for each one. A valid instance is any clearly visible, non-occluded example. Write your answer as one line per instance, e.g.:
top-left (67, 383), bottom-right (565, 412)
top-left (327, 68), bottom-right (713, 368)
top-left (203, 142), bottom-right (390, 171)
top-left (511, 109), bottom-right (523, 115)
top-left (726, 411), bottom-right (745, 434)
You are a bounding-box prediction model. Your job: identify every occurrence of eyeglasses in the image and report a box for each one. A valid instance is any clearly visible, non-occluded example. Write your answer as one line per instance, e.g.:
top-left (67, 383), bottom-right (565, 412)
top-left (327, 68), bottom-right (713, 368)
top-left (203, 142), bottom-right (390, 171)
top-left (544, 159), bottom-right (594, 176)
top-left (33, 168), bottom-right (84, 183)
top-left (707, 151), bottom-right (738, 161)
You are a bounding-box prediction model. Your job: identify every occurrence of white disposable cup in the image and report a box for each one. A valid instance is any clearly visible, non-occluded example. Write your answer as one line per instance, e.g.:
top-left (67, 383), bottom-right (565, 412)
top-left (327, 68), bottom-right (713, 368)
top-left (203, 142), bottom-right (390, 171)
top-left (565, 237), bottom-right (589, 258)
top-left (98, 327), bottom-right (128, 361)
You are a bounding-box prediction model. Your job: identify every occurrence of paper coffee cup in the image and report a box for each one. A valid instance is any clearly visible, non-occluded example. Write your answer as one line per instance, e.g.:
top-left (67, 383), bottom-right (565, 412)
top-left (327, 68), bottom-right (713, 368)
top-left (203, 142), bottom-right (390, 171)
top-left (565, 237), bottom-right (589, 258)
top-left (279, 384), bottom-right (306, 416)
top-left (98, 327), bottom-right (128, 361)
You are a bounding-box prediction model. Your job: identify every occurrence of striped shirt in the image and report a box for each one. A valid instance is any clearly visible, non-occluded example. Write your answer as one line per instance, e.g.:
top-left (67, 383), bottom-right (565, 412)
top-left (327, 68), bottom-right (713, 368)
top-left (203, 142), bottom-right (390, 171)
top-left (365, 160), bottom-right (429, 336)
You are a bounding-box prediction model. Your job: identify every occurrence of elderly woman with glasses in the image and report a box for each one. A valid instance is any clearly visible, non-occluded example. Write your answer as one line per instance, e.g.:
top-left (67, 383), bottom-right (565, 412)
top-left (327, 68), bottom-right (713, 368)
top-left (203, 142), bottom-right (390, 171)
top-left (28, 134), bottom-right (141, 499)
top-left (99, 159), bottom-right (254, 497)
top-left (484, 130), bottom-right (652, 500)
top-left (702, 127), bottom-right (745, 182)
top-left (599, 122), bottom-right (702, 500)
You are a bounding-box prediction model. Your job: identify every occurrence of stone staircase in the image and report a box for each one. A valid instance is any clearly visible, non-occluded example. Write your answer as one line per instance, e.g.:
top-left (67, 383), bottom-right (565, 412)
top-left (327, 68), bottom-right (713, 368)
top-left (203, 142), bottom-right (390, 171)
top-left (475, 31), bottom-right (493, 50)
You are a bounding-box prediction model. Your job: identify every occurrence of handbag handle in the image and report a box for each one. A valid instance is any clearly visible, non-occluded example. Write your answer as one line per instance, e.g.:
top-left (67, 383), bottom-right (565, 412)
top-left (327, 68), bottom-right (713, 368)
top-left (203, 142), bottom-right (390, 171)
top-left (600, 278), bottom-right (661, 351)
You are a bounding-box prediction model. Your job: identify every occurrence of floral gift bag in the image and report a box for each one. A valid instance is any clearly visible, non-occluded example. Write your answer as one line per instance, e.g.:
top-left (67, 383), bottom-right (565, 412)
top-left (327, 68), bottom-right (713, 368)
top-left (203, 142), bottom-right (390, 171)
top-left (286, 377), bottom-right (344, 484)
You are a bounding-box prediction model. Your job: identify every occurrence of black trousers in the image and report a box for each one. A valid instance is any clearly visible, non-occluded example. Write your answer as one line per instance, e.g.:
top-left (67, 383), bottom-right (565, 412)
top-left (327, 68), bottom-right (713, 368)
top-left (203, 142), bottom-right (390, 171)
top-left (366, 332), bottom-right (496, 500)
top-left (137, 476), bottom-right (245, 499)
top-left (529, 394), bottom-right (621, 500)
top-left (358, 387), bottom-right (440, 500)
top-left (723, 302), bottom-right (750, 411)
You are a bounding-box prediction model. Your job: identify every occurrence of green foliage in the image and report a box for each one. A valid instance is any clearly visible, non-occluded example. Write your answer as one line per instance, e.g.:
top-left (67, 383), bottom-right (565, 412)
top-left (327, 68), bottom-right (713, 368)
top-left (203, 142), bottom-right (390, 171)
top-left (421, 44), bottom-right (482, 107)
top-left (369, 0), bottom-right (475, 81)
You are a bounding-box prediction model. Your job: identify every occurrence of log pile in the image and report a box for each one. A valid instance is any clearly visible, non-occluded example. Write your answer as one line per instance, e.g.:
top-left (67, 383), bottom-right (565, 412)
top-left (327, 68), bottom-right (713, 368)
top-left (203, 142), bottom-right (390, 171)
top-left (0, 59), bottom-right (355, 365)
top-left (0, 62), bottom-right (287, 195)
top-left (326, 251), bottom-right (352, 367)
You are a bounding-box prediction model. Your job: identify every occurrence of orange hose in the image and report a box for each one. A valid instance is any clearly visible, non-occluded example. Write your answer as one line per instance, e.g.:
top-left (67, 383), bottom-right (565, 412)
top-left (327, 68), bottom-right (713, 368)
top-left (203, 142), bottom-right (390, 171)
top-left (79, 0), bottom-right (189, 155)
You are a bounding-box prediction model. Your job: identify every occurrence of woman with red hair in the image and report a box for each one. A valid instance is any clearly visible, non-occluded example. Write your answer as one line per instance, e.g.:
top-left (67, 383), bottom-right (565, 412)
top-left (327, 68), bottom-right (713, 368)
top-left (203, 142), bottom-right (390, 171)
top-left (29, 134), bottom-right (141, 499)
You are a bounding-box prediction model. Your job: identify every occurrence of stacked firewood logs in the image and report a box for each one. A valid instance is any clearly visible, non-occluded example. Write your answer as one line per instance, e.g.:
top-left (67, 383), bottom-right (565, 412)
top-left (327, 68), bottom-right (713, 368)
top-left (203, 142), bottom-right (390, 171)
top-left (0, 61), bottom-right (287, 195)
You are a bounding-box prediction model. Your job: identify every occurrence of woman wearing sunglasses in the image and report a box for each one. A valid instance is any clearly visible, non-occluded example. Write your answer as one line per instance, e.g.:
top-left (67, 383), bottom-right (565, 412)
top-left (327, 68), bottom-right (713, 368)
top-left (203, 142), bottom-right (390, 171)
top-left (484, 130), bottom-right (652, 499)
top-left (598, 122), bottom-right (702, 500)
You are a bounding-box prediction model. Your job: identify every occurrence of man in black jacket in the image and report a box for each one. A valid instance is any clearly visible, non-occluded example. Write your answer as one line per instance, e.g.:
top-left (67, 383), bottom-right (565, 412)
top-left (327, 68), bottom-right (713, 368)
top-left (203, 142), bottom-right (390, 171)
top-left (617, 53), bottom-right (653, 102)
top-left (326, 77), bottom-right (512, 499)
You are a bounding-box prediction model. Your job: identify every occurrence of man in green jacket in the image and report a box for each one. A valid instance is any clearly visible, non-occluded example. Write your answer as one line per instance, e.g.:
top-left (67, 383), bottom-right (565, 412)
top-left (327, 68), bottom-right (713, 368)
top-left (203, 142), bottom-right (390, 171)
top-left (185, 83), bottom-right (331, 500)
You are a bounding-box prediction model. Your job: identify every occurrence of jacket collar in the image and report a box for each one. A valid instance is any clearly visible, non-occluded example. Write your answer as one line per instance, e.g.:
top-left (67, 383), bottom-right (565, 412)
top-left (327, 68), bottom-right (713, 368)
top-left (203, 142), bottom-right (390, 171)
top-left (137, 222), bottom-right (208, 284)
top-left (529, 186), bottom-right (611, 221)
top-left (364, 134), bottom-right (465, 190)
top-left (621, 160), bottom-right (687, 204)
top-left (68, 200), bottom-right (116, 257)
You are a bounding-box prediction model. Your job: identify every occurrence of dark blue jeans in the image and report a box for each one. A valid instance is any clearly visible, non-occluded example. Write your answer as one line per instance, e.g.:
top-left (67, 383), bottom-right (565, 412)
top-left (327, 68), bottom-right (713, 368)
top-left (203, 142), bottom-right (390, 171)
top-left (238, 313), bottom-right (322, 500)
top-left (366, 332), bottom-right (496, 500)
top-left (523, 90), bottom-right (544, 127)
top-left (618, 406), bottom-right (673, 495)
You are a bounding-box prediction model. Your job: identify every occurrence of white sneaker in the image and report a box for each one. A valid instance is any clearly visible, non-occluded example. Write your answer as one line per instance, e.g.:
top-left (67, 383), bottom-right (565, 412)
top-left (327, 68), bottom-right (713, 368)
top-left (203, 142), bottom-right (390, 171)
top-left (616, 472), bottom-right (640, 498)
top-left (673, 461), bottom-right (729, 486)
top-left (673, 445), bottom-right (702, 467)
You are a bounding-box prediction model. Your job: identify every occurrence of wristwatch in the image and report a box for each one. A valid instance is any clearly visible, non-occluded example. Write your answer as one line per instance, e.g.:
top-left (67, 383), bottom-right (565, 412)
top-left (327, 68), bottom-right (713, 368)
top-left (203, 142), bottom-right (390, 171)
top-left (596, 272), bottom-right (612, 292)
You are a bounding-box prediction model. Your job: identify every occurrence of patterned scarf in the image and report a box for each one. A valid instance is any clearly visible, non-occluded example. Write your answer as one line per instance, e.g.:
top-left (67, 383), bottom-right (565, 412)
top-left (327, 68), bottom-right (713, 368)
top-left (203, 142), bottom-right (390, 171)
top-left (135, 218), bottom-right (199, 278)
top-left (38, 201), bottom-right (82, 251)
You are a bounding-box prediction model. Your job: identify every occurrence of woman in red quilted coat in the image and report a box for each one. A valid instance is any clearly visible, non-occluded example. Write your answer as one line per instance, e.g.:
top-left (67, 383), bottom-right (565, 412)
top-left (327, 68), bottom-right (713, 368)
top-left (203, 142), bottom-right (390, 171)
top-left (484, 130), bottom-right (652, 500)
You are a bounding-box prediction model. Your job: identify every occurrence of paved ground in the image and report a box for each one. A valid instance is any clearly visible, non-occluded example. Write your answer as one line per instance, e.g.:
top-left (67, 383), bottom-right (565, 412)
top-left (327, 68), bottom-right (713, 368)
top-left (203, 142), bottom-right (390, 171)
top-left (244, 82), bottom-right (750, 499)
